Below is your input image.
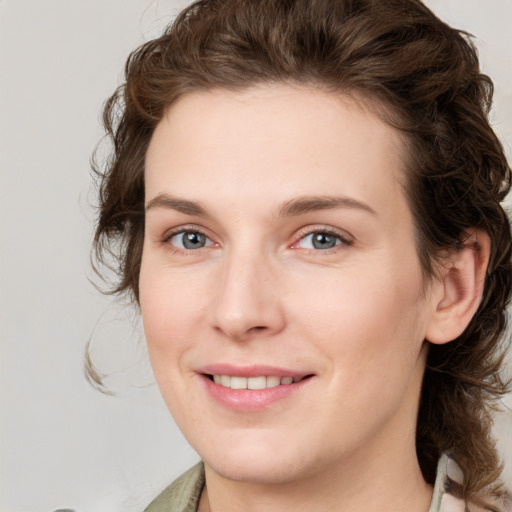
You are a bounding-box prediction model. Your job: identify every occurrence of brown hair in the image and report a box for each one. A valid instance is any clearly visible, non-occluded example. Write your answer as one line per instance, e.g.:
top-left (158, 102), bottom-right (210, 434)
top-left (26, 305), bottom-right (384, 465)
top-left (92, 0), bottom-right (512, 503)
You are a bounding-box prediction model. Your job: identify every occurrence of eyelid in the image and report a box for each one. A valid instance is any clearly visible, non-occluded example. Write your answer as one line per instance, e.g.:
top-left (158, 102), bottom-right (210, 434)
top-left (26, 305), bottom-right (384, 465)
top-left (159, 224), bottom-right (352, 253)
top-left (290, 225), bottom-right (354, 250)
top-left (161, 225), bottom-right (219, 251)
top-left (162, 222), bottom-right (209, 239)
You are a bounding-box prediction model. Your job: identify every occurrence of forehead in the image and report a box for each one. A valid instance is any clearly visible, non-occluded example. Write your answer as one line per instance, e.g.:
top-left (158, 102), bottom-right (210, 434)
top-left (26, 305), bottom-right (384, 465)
top-left (145, 85), bottom-right (408, 216)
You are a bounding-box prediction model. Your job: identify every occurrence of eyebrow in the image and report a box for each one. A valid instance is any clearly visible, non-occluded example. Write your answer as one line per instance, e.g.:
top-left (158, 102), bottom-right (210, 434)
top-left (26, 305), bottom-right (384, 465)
top-left (145, 193), bottom-right (376, 217)
top-left (145, 194), bottom-right (208, 216)
top-left (277, 195), bottom-right (377, 217)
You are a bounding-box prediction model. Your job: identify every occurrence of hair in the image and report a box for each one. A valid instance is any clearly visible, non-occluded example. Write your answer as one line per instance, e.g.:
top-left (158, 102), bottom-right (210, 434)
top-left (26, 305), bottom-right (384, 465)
top-left (91, 0), bottom-right (512, 504)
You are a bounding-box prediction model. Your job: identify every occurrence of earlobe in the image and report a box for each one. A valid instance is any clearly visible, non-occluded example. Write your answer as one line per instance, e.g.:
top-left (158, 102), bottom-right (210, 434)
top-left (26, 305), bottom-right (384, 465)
top-left (425, 230), bottom-right (490, 345)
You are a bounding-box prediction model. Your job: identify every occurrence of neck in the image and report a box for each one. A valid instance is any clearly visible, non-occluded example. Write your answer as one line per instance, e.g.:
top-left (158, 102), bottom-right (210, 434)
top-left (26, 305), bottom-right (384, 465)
top-left (201, 437), bottom-right (432, 512)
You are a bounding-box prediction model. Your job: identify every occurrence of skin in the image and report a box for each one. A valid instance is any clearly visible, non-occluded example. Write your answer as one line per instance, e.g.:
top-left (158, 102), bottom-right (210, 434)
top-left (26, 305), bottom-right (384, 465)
top-left (139, 85), bottom-right (487, 512)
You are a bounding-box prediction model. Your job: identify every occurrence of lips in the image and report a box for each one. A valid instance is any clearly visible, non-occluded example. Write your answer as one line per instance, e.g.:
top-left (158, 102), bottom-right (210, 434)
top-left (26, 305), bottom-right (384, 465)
top-left (197, 365), bottom-right (314, 411)
top-left (198, 363), bottom-right (311, 378)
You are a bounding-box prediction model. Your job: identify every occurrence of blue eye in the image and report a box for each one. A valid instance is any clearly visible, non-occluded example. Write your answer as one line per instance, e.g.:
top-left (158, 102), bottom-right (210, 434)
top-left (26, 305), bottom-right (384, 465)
top-left (297, 232), bottom-right (343, 250)
top-left (169, 231), bottom-right (213, 250)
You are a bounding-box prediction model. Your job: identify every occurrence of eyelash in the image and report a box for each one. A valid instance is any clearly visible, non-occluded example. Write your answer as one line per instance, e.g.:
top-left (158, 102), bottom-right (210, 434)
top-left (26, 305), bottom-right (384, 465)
top-left (161, 226), bottom-right (353, 255)
top-left (292, 226), bottom-right (353, 254)
top-left (161, 226), bottom-right (216, 255)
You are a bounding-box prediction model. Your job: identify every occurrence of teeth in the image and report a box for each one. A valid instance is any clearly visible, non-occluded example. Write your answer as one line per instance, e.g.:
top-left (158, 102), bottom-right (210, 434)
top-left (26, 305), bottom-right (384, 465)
top-left (248, 376), bottom-right (267, 390)
top-left (230, 376), bottom-right (247, 389)
top-left (211, 375), bottom-right (303, 389)
top-left (266, 376), bottom-right (281, 388)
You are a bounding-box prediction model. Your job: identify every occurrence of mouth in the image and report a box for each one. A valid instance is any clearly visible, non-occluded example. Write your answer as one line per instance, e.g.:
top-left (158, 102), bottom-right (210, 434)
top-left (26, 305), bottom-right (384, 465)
top-left (205, 374), bottom-right (312, 390)
top-left (197, 365), bottom-right (315, 410)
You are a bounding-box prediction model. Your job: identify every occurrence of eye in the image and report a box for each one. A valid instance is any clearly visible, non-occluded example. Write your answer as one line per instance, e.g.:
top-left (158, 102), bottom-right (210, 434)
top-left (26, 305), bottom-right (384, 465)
top-left (295, 230), bottom-right (350, 250)
top-left (168, 230), bottom-right (214, 250)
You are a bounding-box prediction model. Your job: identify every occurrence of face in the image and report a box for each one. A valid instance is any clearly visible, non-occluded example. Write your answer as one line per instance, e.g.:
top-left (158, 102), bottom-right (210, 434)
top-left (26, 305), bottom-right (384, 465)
top-left (140, 85), bottom-right (436, 485)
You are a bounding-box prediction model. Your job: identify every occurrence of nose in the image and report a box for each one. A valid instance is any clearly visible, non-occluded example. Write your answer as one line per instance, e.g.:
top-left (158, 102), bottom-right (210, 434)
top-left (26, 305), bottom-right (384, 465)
top-left (211, 250), bottom-right (286, 342)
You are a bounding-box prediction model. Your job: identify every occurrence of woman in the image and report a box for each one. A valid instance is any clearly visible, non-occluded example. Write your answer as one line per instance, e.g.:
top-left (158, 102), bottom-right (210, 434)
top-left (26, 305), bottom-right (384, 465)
top-left (92, 0), bottom-right (512, 510)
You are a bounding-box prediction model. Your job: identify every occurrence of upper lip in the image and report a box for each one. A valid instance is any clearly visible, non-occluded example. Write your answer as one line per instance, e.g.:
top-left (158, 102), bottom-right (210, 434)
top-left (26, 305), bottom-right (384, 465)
top-left (196, 364), bottom-right (313, 378)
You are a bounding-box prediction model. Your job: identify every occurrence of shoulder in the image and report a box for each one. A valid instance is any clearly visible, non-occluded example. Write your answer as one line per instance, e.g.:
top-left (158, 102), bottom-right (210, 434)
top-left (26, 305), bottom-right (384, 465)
top-left (143, 463), bottom-right (205, 512)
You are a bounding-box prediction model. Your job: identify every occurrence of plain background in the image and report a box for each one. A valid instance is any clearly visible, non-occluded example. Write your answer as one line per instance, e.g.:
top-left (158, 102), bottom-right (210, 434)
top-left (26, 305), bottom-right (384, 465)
top-left (1, 1), bottom-right (511, 511)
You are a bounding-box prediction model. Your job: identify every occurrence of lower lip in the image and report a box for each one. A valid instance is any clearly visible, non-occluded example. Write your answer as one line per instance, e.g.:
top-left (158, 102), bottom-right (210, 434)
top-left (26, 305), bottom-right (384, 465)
top-left (200, 375), bottom-right (312, 411)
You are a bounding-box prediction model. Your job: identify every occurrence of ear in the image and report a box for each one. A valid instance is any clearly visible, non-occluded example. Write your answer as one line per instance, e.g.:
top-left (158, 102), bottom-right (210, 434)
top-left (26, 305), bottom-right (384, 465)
top-left (425, 229), bottom-right (490, 345)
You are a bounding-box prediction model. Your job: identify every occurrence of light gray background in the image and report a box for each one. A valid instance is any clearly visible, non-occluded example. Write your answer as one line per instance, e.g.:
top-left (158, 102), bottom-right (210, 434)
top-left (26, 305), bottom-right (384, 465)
top-left (1, 1), bottom-right (511, 511)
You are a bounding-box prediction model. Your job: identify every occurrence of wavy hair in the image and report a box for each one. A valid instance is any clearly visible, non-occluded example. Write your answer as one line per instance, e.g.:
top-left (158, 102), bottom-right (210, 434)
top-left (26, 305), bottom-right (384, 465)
top-left (91, 0), bottom-right (512, 503)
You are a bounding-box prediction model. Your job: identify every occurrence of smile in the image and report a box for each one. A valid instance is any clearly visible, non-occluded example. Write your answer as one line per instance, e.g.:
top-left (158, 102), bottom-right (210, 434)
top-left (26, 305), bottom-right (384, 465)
top-left (210, 375), bottom-right (306, 389)
top-left (198, 365), bottom-right (314, 410)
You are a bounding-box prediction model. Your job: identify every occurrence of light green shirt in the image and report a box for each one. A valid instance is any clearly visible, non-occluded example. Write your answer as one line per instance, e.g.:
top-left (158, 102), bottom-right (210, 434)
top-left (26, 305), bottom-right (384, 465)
top-left (144, 463), bottom-right (204, 512)
top-left (143, 454), bottom-right (506, 512)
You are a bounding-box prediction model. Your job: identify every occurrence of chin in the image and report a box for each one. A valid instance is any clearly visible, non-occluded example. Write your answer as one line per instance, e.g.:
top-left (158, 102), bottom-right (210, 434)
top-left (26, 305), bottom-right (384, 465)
top-left (206, 454), bottom-right (308, 485)
top-left (196, 429), bottom-right (324, 485)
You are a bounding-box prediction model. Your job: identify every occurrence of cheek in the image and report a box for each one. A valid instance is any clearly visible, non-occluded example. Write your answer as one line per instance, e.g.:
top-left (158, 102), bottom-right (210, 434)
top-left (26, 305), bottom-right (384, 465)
top-left (138, 264), bottom-right (208, 420)
top-left (139, 260), bottom-right (206, 359)
top-left (287, 258), bottom-right (428, 374)
top-left (291, 267), bottom-right (428, 427)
